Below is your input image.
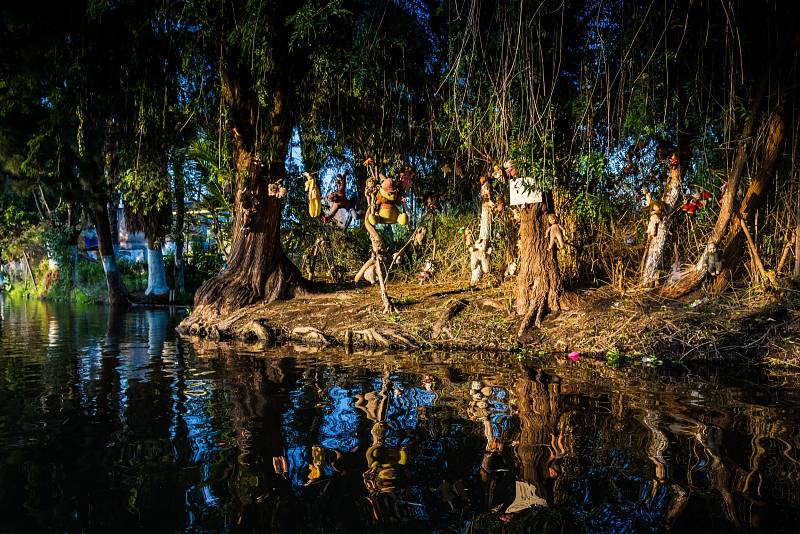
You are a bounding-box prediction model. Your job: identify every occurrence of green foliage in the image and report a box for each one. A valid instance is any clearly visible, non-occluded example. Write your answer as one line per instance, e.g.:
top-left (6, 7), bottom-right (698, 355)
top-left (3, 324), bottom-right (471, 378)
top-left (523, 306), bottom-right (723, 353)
top-left (571, 192), bottom-right (613, 223)
top-left (0, 201), bottom-right (35, 262)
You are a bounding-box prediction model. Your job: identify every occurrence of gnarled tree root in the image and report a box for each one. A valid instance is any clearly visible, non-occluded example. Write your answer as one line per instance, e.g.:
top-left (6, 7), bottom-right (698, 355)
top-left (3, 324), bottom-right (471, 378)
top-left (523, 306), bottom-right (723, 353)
top-left (289, 326), bottom-right (332, 345)
top-left (432, 299), bottom-right (468, 339)
top-left (348, 328), bottom-right (420, 349)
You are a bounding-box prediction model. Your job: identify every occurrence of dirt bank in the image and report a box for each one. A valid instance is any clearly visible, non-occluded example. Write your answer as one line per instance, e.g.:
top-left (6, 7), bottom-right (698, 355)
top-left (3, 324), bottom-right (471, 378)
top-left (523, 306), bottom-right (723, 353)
top-left (177, 279), bottom-right (800, 364)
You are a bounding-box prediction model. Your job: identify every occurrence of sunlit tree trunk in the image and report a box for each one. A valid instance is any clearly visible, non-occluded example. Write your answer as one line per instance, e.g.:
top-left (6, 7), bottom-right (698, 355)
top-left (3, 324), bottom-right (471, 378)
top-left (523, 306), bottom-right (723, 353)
top-left (93, 200), bottom-right (128, 305)
top-left (515, 203), bottom-right (566, 337)
top-left (713, 103), bottom-right (786, 292)
top-left (145, 237), bottom-right (169, 296)
top-left (641, 151), bottom-right (686, 287)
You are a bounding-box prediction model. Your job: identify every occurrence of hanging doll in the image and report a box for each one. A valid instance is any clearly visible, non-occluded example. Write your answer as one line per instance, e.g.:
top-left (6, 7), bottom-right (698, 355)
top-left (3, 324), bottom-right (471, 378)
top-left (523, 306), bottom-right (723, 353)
top-left (546, 213), bottom-right (566, 250)
top-left (417, 258), bottom-right (434, 284)
top-left (469, 238), bottom-right (492, 285)
top-left (642, 188), bottom-right (666, 238)
top-left (367, 177), bottom-right (408, 226)
top-left (304, 172), bottom-right (322, 218)
top-left (322, 172), bottom-right (358, 224)
top-left (681, 194), bottom-right (698, 215)
top-left (701, 242), bottom-right (722, 276)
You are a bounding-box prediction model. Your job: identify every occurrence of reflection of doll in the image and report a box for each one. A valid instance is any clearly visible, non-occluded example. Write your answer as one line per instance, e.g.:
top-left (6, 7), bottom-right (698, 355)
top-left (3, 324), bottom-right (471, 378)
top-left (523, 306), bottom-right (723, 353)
top-left (304, 172), bottom-right (321, 218)
top-left (367, 178), bottom-right (407, 226)
top-left (546, 213), bottom-right (566, 250)
top-left (307, 444), bottom-right (325, 484)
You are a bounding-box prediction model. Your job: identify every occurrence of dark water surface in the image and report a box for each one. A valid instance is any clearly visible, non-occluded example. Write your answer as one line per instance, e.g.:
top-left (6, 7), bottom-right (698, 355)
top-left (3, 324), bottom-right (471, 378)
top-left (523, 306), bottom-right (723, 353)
top-left (1, 296), bottom-right (800, 533)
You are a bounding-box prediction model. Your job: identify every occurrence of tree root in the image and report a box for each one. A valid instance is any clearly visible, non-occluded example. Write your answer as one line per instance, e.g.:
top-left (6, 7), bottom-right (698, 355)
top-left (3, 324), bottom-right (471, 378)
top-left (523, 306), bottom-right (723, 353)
top-left (243, 320), bottom-right (274, 343)
top-left (350, 328), bottom-right (419, 349)
top-left (517, 297), bottom-right (545, 339)
top-left (290, 326), bottom-right (332, 345)
top-left (433, 299), bottom-right (468, 339)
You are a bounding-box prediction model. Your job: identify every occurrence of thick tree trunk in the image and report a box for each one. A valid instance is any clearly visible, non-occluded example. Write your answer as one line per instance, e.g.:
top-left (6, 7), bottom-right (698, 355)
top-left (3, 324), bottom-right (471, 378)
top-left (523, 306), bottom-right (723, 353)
top-left (713, 103), bottom-right (786, 292)
top-left (93, 201), bottom-right (128, 306)
top-left (515, 203), bottom-right (567, 338)
top-left (145, 237), bottom-right (169, 296)
top-left (641, 157), bottom-right (685, 287)
top-left (181, 60), bottom-right (304, 332)
top-left (173, 156), bottom-right (186, 293)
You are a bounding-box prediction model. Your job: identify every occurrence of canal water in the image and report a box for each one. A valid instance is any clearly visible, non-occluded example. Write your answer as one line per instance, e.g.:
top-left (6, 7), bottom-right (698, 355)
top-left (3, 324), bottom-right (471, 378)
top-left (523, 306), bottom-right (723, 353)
top-left (1, 295), bottom-right (799, 533)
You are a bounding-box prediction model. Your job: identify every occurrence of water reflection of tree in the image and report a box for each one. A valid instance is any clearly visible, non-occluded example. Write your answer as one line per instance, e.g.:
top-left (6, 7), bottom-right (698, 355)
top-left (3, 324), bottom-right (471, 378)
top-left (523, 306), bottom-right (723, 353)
top-left (225, 356), bottom-right (296, 531)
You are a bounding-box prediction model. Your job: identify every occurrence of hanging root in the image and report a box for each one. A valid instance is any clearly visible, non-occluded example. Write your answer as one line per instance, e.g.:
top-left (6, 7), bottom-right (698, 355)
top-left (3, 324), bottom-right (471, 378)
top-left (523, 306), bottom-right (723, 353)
top-left (290, 326), bottom-right (332, 345)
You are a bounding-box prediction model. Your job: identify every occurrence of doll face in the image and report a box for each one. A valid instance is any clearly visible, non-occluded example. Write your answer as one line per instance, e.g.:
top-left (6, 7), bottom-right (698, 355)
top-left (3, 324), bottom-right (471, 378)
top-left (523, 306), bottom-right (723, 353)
top-left (547, 213), bottom-right (558, 224)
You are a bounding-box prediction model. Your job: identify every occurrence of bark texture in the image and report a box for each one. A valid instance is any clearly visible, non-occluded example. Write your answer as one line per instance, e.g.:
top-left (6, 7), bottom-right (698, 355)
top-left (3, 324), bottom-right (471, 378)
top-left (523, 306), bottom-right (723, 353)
top-left (641, 156), bottom-right (685, 287)
top-left (515, 203), bottom-right (571, 337)
top-left (712, 103), bottom-right (786, 292)
top-left (173, 155), bottom-right (186, 293)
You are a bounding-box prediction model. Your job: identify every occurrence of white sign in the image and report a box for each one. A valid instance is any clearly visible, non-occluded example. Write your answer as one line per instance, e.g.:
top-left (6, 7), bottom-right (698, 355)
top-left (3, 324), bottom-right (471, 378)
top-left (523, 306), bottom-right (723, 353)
top-left (509, 177), bottom-right (543, 206)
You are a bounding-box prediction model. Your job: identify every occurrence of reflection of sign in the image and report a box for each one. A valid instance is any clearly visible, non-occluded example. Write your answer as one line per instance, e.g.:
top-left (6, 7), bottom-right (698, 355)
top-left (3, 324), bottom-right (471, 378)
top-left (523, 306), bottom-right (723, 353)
top-left (510, 177), bottom-right (543, 205)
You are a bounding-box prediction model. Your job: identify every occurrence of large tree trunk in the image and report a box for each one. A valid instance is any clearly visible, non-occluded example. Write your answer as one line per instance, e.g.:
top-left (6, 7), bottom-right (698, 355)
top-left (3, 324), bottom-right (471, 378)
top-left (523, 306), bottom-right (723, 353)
top-left (145, 237), bottom-right (169, 296)
top-left (173, 155), bottom-right (186, 293)
top-left (515, 203), bottom-right (569, 338)
top-left (181, 59), bottom-right (304, 331)
top-left (713, 103), bottom-right (787, 292)
top-left (93, 201), bottom-right (128, 306)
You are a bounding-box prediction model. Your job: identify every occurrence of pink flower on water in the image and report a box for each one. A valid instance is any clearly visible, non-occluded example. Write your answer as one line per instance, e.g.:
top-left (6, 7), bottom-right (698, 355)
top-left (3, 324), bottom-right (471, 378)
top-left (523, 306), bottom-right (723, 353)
top-left (568, 351), bottom-right (580, 362)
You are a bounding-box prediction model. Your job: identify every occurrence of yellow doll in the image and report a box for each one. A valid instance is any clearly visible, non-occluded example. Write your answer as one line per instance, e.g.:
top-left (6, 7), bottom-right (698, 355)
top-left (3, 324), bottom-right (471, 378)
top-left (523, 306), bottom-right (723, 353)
top-left (304, 172), bottom-right (322, 218)
top-left (367, 178), bottom-right (407, 226)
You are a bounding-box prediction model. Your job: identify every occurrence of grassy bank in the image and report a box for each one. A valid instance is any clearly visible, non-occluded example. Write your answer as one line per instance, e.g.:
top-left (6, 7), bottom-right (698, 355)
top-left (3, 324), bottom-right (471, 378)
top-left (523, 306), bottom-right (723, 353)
top-left (178, 278), bottom-right (800, 366)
